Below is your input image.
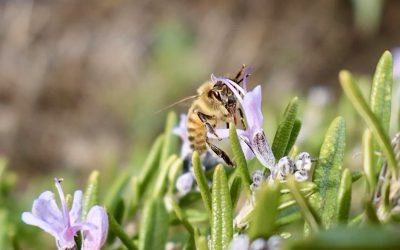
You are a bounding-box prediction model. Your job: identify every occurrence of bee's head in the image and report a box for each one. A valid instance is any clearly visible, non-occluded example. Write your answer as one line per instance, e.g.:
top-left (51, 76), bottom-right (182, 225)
top-left (209, 81), bottom-right (237, 122)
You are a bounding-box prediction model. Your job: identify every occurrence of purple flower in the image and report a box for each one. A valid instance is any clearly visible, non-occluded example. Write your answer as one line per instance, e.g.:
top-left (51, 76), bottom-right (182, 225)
top-left (392, 47), bottom-right (400, 80)
top-left (176, 171), bottom-right (194, 195)
top-left (22, 178), bottom-right (83, 249)
top-left (22, 178), bottom-right (108, 250)
top-left (173, 113), bottom-right (192, 159)
top-left (209, 74), bottom-right (276, 169)
top-left (82, 206), bottom-right (108, 250)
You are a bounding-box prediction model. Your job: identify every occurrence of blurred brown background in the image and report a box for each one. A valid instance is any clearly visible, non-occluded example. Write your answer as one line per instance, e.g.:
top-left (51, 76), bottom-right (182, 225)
top-left (0, 0), bottom-right (399, 175)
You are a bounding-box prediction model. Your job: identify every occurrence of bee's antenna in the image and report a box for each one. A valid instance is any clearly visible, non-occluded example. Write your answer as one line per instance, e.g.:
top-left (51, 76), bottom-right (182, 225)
top-left (155, 95), bottom-right (199, 114)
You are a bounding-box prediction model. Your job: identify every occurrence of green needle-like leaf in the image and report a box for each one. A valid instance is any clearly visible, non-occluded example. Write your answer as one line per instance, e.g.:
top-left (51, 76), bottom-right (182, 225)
top-left (139, 134), bottom-right (164, 196)
top-left (285, 118), bottom-right (302, 156)
top-left (107, 210), bottom-right (138, 250)
top-left (364, 198), bottom-right (381, 224)
top-left (248, 181), bottom-right (280, 239)
top-left (166, 194), bottom-right (195, 236)
top-left (104, 169), bottom-right (131, 211)
top-left (288, 226), bottom-right (400, 250)
top-left (336, 168), bottom-right (352, 223)
top-left (152, 155), bottom-right (180, 198)
top-left (192, 151), bottom-right (212, 217)
top-left (127, 176), bottom-right (140, 218)
top-left (82, 170), bottom-right (99, 220)
top-left (310, 117), bottom-right (346, 229)
top-left (229, 175), bottom-right (242, 208)
top-left (211, 165), bottom-right (233, 250)
top-left (363, 129), bottom-right (376, 193)
top-left (160, 111), bottom-right (178, 165)
top-left (168, 155), bottom-right (184, 194)
top-left (229, 122), bottom-right (251, 192)
top-left (340, 70), bottom-right (398, 177)
top-left (138, 198), bottom-right (169, 250)
top-left (370, 51), bottom-right (393, 134)
top-left (287, 177), bottom-right (321, 233)
top-left (194, 228), bottom-right (209, 250)
top-left (272, 97), bottom-right (299, 160)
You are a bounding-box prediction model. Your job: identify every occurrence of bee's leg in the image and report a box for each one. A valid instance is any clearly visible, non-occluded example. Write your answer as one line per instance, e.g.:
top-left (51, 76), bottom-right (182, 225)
top-left (238, 107), bottom-right (246, 129)
top-left (206, 138), bottom-right (234, 166)
top-left (232, 64), bottom-right (246, 82)
top-left (196, 111), bottom-right (221, 140)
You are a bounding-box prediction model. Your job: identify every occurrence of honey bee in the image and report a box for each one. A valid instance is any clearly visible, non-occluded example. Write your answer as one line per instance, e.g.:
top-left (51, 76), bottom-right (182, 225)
top-left (186, 66), bottom-right (247, 166)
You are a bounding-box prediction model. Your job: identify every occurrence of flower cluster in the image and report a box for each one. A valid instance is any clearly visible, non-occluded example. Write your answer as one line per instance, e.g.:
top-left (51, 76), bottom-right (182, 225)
top-left (21, 178), bottom-right (108, 250)
top-left (250, 152), bottom-right (312, 191)
top-left (229, 234), bottom-right (282, 250)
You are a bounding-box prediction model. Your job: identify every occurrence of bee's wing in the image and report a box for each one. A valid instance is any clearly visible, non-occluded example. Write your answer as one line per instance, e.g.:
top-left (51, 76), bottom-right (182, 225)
top-left (155, 95), bottom-right (199, 114)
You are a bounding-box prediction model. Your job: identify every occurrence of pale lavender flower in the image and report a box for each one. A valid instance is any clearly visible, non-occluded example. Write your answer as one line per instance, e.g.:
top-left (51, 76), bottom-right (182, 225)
top-left (229, 234), bottom-right (250, 250)
top-left (22, 178), bottom-right (108, 250)
top-left (173, 113), bottom-right (191, 159)
top-left (266, 235), bottom-right (282, 250)
top-left (294, 152), bottom-right (312, 171)
top-left (176, 171), bottom-right (194, 195)
top-left (82, 206), bottom-right (108, 250)
top-left (249, 238), bottom-right (267, 250)
top-left (392, 47), bottom-right (400, 80)
top-left (22, 178), bottom-right (83, 250)
top-left (210, 73), bottom-right (275, 169)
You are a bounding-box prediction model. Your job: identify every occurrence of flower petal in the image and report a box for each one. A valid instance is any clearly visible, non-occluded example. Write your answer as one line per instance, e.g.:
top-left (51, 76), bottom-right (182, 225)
top-left (21, 212), bottom-right (60, 239)
top-left (242, 85), bottom-right (263, 131)
top-left (70, 190), bottom-right (83, 224)
top-left (251, 130), bottom-right (275, 169)
top-left (176, 172), bottom-right (194, 195)
top-left (173, 113), bottom-right (192, 159)
top-left (31, 191), bottom-right (64, 232)
top-left (82, 206), bottom-right (108, 250)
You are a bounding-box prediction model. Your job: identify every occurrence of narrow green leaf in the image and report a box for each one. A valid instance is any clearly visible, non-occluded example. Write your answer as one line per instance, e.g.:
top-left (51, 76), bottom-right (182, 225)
top-left (336, 168), bottom-right (352, 223)
top-left (160, 111), bottom-right (178, 165)
top-left (311, 117), bottom-right (346, 229)
top-left (248, 181), bottom-right (280, 239)
top-left (194, 228), bottom-right (209, 250)
top-left (107, 198), bottom-right (126, 244)
top-left (138, 198), bottom-right (169, 250)
top-left (370, 51), bottom-right (393, 133)
top-left (82, 170), bottom-right (99, 220)
top-left (229, 122), bottom-right (251, 191)
top-left (192, 151), bottom-right (212, 217)
top-left (168, 155), bottom-right (184, 194)
top-left (229, 175), bottom-right (242, 208)
top-left (211, 165), bottom-right (233, 250)
top-left (272, 97), bottom-right (299, 159)
top-left (340, 70), bottom-right (398, 177)
top-left (127, 176), bottom-right (140, 218)
top-left (0, 210), bottom-right (7, 250)
top-left (166, 194), bottom-right (195, 236)
top-left (379, 178), bottom-right (391, 221)
top-left (287, 177), bottom-right (321, 233)
top-left (139, 134), bottom-right (164, 196)
top-left (104, 169), bottom-right (131, 211)
top-left (289, 226), bottom-right (400, 250)
top-left (277, 205), bottom-right (302, 227)
top-left (370, 52), bottom-right (393, 178)
top-left (351, 170), bottom-right (363, 183)
top-left (284, 118), bottom-right (302, 156)
top-left (107, 210), bottom-right (138, 250)
top-left (363, 129), bottom-right (376, 193)
top-left (153, 155), bottom-right (180, 198)
top-left (364, 198), bottom-right (381, 224)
